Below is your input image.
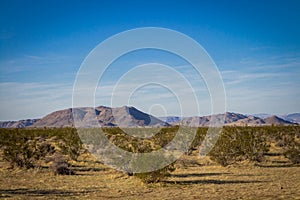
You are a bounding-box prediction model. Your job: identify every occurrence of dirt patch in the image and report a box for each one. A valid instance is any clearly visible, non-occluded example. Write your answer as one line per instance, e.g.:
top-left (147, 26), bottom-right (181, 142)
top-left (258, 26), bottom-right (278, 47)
top-left (1, 160), bottom-right (299, 199)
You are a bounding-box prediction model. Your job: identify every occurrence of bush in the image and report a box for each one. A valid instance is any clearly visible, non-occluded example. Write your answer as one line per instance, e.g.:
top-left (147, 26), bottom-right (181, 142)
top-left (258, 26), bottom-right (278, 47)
top-left (134, 163), bottom-right (175, 183)
top-left (50, 153), bottom-right (74, 175)
top-left (56, 128), bottom-right (83, 161)
top-left (0, 130), bottom-right (54, 169)
top-left (0, 128), bottom-right (83, 169)
top-left (208, 127), bottom-right (269, 166)
top-left (187, 128), bottom-right (207, 155)
top-left (282, 131), bottom-right (300, 164)
top-left (284, 147), bottom-right (300, 164)
top-left (267, 126), bottom-right (300, 164)
top-left (101, 127), bottom-right (178, 183)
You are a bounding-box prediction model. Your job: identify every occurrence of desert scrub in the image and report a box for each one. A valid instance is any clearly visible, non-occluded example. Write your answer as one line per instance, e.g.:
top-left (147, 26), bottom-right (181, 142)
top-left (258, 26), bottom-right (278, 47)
top-left (56, 128), bottom-right (83, 161)
top-left (100, 127), bottom-right (178, 183)
top-left (265, 126), bottom-right (300, 164)
top-left (282, 127), bottom-right (300, 164)
top-left (0, 128), bottom-right (83, 169)
top-left (187, 127), bottom-right (207, 155)
top-left (134, 163), bottom-right (175, 183)
top-left (208, 127), bottom-right (269, 166)
top-left (50, 152), bottom-right (74, 175)
top-left (284, 146), bottom-right (300, 164)
top-left (130, 153), bottom-right (176, 183)
top-left (0, 130), bottom-right (54, 169)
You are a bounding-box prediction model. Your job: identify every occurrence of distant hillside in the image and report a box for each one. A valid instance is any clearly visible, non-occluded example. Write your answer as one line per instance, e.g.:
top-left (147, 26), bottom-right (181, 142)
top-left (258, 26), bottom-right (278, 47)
top-left (31, 106), bottom-right (168, 128)
top-left (0, 119), bottom-right (40, 128)
top-left (264, 115), bottom-right (295, 125)
top-left (159, 116), bottom-right (182, 124)
top-left (32, 108), bottom-right (74, 127)
top-left (180, 112), bottom-right (263, 127)
top-left (253, 113), bottom-right (300, 124)
top-left (280, 113), bottom-right (300, 124)
top-left (252, 113), bottom-right (273, 119)
top-left (227, 115), bottom-right (266, 126)
top-left (0, 107), bottom-right (298, 128)
top-left (168, 112), bottom-right (296, 126)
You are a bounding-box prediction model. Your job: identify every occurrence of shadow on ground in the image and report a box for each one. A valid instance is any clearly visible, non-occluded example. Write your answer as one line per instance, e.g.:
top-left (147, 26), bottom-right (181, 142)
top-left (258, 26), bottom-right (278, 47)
top-left (165, 172), bottom-right (267, 185)
top-left (0, 188), bottom-right (97, 198)
top-left (255, 163), bottom-right (296, 168)
top-left (163, 179), bottom-right (266, 185)
top-left (171, 172), bottom-right (230, 178)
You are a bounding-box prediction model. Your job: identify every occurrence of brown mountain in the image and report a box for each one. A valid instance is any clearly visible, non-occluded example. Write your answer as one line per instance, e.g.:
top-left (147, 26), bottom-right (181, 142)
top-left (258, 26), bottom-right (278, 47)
top-left (0, 119), bottom-right (40, 128)
top-left (264, 115), bottom-right (295, 125)
top-left (226, 115), bottom-right (266, 126)
top-left (280, 113), bottom-right (300, 124)
top-left (0, 108), bottom-right (298, 128)
top-left (181, 112), bottom-right (251, 126)
top-left (31, 106), bottom-right (169, 128)
top-left (32, 108), bottom-right (74, 127)
top-left (171, 112), bottom-right (296, 127)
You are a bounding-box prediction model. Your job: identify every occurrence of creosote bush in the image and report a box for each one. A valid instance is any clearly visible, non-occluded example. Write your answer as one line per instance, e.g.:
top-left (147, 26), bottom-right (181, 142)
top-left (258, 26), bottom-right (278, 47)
top-left (208, 127), bottom-right (269, 166)
top-left (50, 153), bottom-right (74, 175)
top-left (267, 126), bottom-right (300, 164)
top-left (0, 128), bottom-right (83, 170)
top-left (134, 163), bottom-right (176, 183)
top-left (281, 129), bottom-right (300, 164)
top-left (0, 130), bottom-right (53, 169)
top-left (101, 127), bottom-right (178, 183)
top-left (284, 147), bottom-right (300, 164)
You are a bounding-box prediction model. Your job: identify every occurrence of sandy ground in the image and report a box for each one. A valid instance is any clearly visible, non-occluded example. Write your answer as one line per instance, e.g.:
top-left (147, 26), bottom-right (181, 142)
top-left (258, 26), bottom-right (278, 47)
top-left (1, 154), bottom-right (299, 200)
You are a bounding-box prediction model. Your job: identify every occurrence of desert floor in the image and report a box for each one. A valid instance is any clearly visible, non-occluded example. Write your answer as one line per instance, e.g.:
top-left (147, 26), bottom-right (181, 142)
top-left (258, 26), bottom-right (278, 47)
top-left (1, 152), bottom-right (299, 200)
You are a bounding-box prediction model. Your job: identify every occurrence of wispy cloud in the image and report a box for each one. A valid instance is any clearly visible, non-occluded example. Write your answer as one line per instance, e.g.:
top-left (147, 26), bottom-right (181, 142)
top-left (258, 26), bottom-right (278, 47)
top-left (221, 70), bottom-right (280, 85)
top-left (219, 53), bottom-right (300, 115)
top-left (1, 51), bottom-right (299, 120)
top-left (0, 82), bottom-right (73, 120)
top-left (93, 64), bottom-right (210, 117)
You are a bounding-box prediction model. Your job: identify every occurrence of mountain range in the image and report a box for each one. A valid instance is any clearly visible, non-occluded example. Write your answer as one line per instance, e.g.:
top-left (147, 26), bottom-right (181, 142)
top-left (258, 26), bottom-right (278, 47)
top-left (0, 106), bottom-right (299, 128)
top-left (161, 113), bottom-right (297, 126)
top-left (252, 113), bottom-right (300, 124)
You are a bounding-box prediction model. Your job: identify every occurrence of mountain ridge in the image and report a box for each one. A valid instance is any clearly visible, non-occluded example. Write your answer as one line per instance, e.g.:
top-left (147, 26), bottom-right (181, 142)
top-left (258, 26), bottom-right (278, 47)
top-left (0, 107), bottom-right (298, 128)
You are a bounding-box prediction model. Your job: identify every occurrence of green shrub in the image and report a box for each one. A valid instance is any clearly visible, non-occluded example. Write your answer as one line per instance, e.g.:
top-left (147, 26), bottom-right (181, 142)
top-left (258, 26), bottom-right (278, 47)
top-left (50, 153), bottom-right (74, 175)
top-left (0, 128), bottom-right (83, 169)
top-left (266, 126), bottom-right (300, 164)
top-left (0, 130), bottom-right (54, 169)
top-left (208, 127), bottom-right (269, 166)
top-left (56, 128), bottom-right (83, 161)
top-left (101, 127), bottom-right (178, 183)
top-left (187, 128), bottom-right (207, 155)
top-left (282, 130), bottom-right (300, 164)
top-left (284, 147), bottom-right (300, 164)
top-left (134, 163), bottom-right (175, 183)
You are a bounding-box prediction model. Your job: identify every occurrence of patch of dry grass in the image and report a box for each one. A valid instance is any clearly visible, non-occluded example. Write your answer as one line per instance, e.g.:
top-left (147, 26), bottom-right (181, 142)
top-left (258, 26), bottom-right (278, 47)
top-left (1, 153), bottom-right (299, 199)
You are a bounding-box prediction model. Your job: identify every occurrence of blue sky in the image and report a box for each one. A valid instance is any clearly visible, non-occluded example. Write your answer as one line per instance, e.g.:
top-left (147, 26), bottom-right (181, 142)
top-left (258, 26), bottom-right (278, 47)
top-left (0, 0), bottom-right (299, 120)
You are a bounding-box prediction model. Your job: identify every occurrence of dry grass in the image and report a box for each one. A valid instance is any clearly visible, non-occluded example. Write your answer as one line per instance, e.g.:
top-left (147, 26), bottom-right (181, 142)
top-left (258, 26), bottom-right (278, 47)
top-left (0, 151), bottom-right (299, 199)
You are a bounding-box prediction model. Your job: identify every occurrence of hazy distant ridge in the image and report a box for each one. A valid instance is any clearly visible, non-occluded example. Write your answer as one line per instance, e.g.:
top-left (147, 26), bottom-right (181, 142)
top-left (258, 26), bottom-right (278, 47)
top-left (0, 119), bottom-right (40, 128)
top-left (0, 107), bottom-right (298, 128)
top-left (162, 112), bottom-right (297, 126)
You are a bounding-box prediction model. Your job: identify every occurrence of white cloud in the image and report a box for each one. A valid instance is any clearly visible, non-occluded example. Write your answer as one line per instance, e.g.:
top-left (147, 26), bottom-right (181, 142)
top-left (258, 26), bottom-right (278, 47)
top-left (1, 52), bottom-right (299, 120)
top-left (219, 54), bottom-right (300, 115)
top-left (0, 82), bottom-right (73, 120)
top-left (221, 70), bottom-right (280, 85)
